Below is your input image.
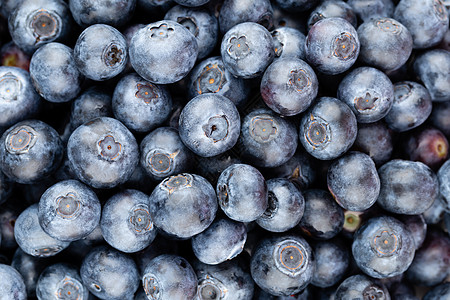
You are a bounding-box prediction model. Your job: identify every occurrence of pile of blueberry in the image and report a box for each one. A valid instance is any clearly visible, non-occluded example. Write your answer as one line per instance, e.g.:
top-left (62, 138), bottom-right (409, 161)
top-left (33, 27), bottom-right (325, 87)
top-left (0, 0), bottom-right (449, 299)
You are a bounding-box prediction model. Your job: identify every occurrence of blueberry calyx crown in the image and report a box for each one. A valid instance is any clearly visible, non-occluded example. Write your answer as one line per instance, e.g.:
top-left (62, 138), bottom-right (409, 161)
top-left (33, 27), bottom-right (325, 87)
top-left (149, 23), bottom-right (174, 39)
top-left (394, 83), bottom-right (413, 103)
top-left (28, 9), bottom-right (61, 43)
top-left (5, 125), bottom-right (37, 154)
top-left (371, 229), bottom-right (402, 257)
top-left (177, 17), bottom-right (199, 37)
top-left (271, 31), bottom-right (284, 57)
top-left (354, 92), bottom-right (379, 112)
top-left (274, 239), bottom-right (308, 276)
top-left (376, 19), bottom-right (401, 34)
top-left (143, 274), bottom-right (161, 300)
top-left (203, 115), bottom-right (229, 143)
top-left (304, 114), bottom-right (331, 149)
top-left (135, 83), bottom-right (159, 104)
top-left (249, 115), bottom-right (278, 143)
top-left (0, 72), bottom-right (21, 102)
top-left (98, 135), bottom-right (122, 162)
top-left (197, 274), bottom-right (227, 300)
top-left (103, 43), bottom-right (124, 68)
top-left (147, 150), bottom-right (178, 175)
top-left (288, 69), bottom-right (311, 92)
top-left (162, 173), bottom-right (193, 194)
top-left (433, 0), bottom-right (447, 21)
top-left (262, 191), bottom-right (278, 219)
top-left (332, 32), bottom-right (357, 61)
top-left (128, 204), bottom-right (153, 234)
top-left (56, 276), bottom-right (83, 300)
top-left (227, 35), bottom-right (250, 60)
top-left (33, 246), bottom-right (63, 257)
top-left (362, 284), bottom-right (386, 300)
top-left (197, 63), bottom-right (227, 95)
top-left (56, 192), bottom-right (81, 220)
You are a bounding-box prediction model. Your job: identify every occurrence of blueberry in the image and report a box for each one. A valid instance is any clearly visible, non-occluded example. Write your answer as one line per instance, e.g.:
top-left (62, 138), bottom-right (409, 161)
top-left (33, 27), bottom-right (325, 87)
top-left (260, 57), bottom-right (318, 116)
top-left (352, 121), bottom-right (393, 166)
top-left (112, 73), bottom-right (172, 133)
top-left (165, 5), bottom-right (219, 60)
top-left (8, 0), bottom-right (72, 54)
top-left (352, 216), bottom-right (415, 278)
top-left (38, 179), bottom-right (101, 242)
top-left (406, 229), bottom-right (450, 286)
top-left (174, 0), bottom-right (209, 7)
top-left (241, 108), bottom-right (298, 167)
top-left (250, 235), bottom-right (314, 296)
top-left (149, 173), bottom-right (217, 239)
top-left (217, 163), bottom-right (268, 222)
top-left (347, 0), bottom-right (394, 22)
top-left (130, 20), bottom-right (198, 84)
top-left (305, 18), bottom-right (360, 75)
top-left (14, 204), bottom-right (70, 258)
top-left (67, 117), bottom-right (139, 189)
top-left (404, 127), bottom-right (449, 170)
top-left (337, 66), bottom-right (394, 123)
top-left (100, 189), bottom-right (156, 253)
top-left (220, 22), bottom-right (275, 79)
top-left (179, 94), bottom-right (240, 157)
top-left (69, 0), bottom-right (136, 28)
top-left (29, 42), bottom-right (82, 103)
top-left (0, 204), bottom-right (19, 251)
top-left (396, 214), bottom-right (427, 250)
top-left (335, 274), bottom-right (390, 300)
top-left (327, 151), bottom-right (380, 211)
top-left (142, 254), bottom-right (197, 300)
top-left (385, 81), bottom-right (433, 132)
top-left (81, 246), bottom-right (139, 300)
top-left (0, 41), bottom-right (31, 71)
top-left (0, 119), bottom-right (63, 184)
top-left (377, 159), bottom-right (439, 215)
top-left (0, 264), bottom-right (27, 300)
top-left (273, 0), bottom-right (319, 12)
top-left (256, 178), bottom-right (305, 232)
top-left (357, 17), bottom-right (413, 71)
top-left (36, 263), bottom-right (89, 300)
top-left (424, 282), bottom-right (450, 300)
top-left (219, 0), bottom-right (273, 34)
top-left (74, 24), bottom-right (128, 81)
top-left (423, 193), bottom-right (448, 225)
top-left (394, 0), bottom-right (449, 49)
top-left (307, 0), bottom-right (357, 30)
top-left (413, 49), bottom-right (450, 102)
top-left (191, 218), bottom-right (246, 265)
top-left (0, 66), bottom-right (40, 128)
top-left (298, 189), bottom-right (344, 240)
top-left (311, 239), bottom-right (349, 288)
top-left (187, 56), bottom-right (250, 107)
top-left (438, 159), bottom-right (450, 205)
top-left (140, 127), bottom-right (193, 181)
top-left (136, 0), bottom-right (173, 17)
top-left (193, 260), bottom-right (255, 300)
top-left (69, 87), bottom-right (112, 131)
top-left (431, 101), bottom-right (450, 136)
top-left (299, 97), bottom-right (358, 160)
top-left (271, 26), bottom-right (306, 61)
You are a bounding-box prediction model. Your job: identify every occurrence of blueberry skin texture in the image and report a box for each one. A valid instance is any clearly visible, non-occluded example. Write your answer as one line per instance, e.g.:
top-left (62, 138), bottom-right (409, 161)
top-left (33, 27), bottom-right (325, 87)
top-left (219, 0), bottom-right (273, 34)
top-left (187, 56), bottom-right (250, 107)
top-left (38, 179), bottom-right (101, 242)
top-left (311, 240), bottom-right (349, 288)
top-left (112, 73), bottom-right (172, 133)
top-left (8, 0), bottom-right (72, 54)
top-left (397, 214), bottom-right (427, 250)
top-left (261, 57), bottom-right (318, 116)
top-left (327, 151), bottom-right (380, 211)
top-left (337, 67), bottom-right (394, 123)
top-left (174, 0), bottom-right (209, 6)
top-left (193, 260), bottom-right (254, 300)
top-left (67, 117), bottom-right (139, 189)
top-left (273, 0), bottom-right (319, 12)
top-left (216, 163), bottom-right (268, 222)
top-left (394, 0), bottom-right (449, 49)
top-left (0, 264), bottom-right (27, 300)
top-left (414, 49), bottom-right (450, 102)
top-left (165, 5), bottom-right (218, 60)
top-left (298, 189), bottom-right (344, 240)
top-left (271, 27), bottom-right (306, 61)
top-left (250, 235), bottom-right (314, 296)
top-left (70, 87), bottom-right (112, 131)
top-left (69, 0), bottom-right (136, 28)
top-left (74, 24), bottom-right (128, 81)
top-left (0, 66), bottom-right (40, 128)
top-left (431, 101), bottom-right (450, 136)
top-left (0, 120), bottom-right (63, 184)
top-left (352, 216), bottom-right (415, 279)
top-left (81, 246), bottom-right (139, 300)
top-left (438, 159), bottom-right (450, 205)
top-left (191, 218), bottom-right (246, 265)
top-left (241, 108), bottom-right (298, 167)
top-left (353, 121), bottom-right (393, 166)
top-left (307, 0), bottom-right (357, 30)
top-left (36, 263), bottom-right (89, 300)
top-left (30, 42), bottom-right (82, 103)
top-left (140, 127), bottom-right (192, 181)
top-left (130, 20), bottom-right (198, 84)
top-left (256, 178), bottom-right (305, 232)
top-left (384, 81), bottom-right (432, 132)
top-left (220, 22), bottom-right (275, 79)
top-left (305, 18), bottom-right (360, 75)
top-left (299, 97), bottom-right (358, 160)
top-left (377, 159), bottom-right (439, 215)
top-left (424, 282), bottom-right (450, 300)
top-left (149, 173), bottom-right (217, 239)
top-left (142, 254), bottom-right (197, 300)
top-left (179, 94), bottom-right (240, 157)
top-left (347, 0), bottom-right (394, 22)
top-left (335, 274), bottom-right (390, 300)
top-left (14, 204), bottom-right (70, 258)
top-left (101, 189), bottom-right (156, 253)
top-left (357, 17), bottom-right (413, 71)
